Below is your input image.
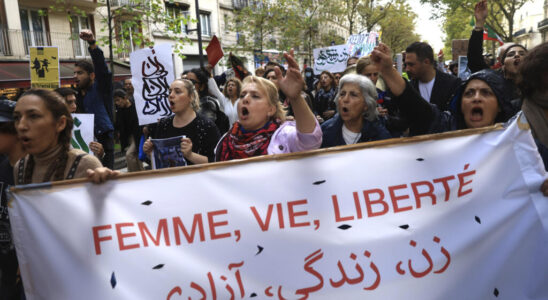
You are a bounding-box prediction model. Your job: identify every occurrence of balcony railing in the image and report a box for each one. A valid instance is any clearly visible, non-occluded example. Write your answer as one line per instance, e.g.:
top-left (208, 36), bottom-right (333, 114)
top-left (513, 28), bottom-right (526, 37)
top-left (539, 18), bottom-right (548, 30)
top-left (0, 29), bottom-right (137, 60)
top-left (110, 0), bottom-right (146, 7)
top-left (233, 0), bottom-right (249, 10)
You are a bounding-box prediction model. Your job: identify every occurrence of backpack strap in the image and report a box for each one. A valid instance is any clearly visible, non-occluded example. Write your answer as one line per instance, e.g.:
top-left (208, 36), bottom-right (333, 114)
top-left (66, 153), bottom-right (87, 180)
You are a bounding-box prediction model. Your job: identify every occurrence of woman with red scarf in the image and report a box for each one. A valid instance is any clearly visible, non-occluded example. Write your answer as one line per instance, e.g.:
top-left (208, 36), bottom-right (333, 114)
top-left (215, 50), bottom-right (322, 161)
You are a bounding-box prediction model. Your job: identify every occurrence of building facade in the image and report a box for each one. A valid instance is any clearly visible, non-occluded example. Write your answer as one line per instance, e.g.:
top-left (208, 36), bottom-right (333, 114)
top-left (538, 0), bottom-right (548, 42)
top-left (0, 0), bottom-right (349, 97)
top-left (512, 0), bottom-right (544, 48)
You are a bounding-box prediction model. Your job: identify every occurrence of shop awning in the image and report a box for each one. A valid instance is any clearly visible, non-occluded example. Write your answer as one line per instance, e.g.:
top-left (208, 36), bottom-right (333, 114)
top-left (0, 60), bottom-right (131, 89)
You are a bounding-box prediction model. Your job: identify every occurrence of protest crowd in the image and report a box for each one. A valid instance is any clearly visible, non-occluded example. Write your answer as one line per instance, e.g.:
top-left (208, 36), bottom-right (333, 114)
top-left (0, 0), bottom-right (547, 298)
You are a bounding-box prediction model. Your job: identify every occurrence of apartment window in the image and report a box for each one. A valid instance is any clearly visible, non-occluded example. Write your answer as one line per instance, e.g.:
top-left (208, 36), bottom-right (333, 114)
top-left (20, 8), bottom-right (48, 54)
top-left (200, 13), bottom-right (211, 37)
top-left (165, 3), bottom-right (189, 34)
top-left (224, 14), bottom-right (229, 33)
top-left (70, 15), bottom-right (90, 57)
top-left (115, 19), bottom-right (140, 59)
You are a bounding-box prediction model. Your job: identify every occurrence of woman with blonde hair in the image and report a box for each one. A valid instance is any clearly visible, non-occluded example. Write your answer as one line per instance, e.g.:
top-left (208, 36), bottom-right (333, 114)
top-left (144, 79), bottom-right (221, 165)
top-left (215, 50), bottom-right (322, 161)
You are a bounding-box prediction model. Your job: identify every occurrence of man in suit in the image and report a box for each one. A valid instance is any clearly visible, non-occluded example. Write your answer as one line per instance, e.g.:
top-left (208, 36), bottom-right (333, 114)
top-left (405, 42), bottom-right (461, 112)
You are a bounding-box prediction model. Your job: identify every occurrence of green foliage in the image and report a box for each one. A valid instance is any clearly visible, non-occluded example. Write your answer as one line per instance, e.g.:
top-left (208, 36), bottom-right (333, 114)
top-left (442, 6), bottom-right (474, 59)
top-left (50, 0), bottom-right (193, 59)
top-left (377, 0), bottom-right (421, 54)
top-left (228, 0), bottom-right (287, 53)
top-left (228, 0), bottom-right (348, 62)
top-left (420, 0), bottom-right (531, 42)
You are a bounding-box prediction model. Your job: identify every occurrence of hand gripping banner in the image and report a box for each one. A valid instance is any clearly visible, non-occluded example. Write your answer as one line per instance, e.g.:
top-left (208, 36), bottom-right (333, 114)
top-left (8, 115), bottom-right (548, 299)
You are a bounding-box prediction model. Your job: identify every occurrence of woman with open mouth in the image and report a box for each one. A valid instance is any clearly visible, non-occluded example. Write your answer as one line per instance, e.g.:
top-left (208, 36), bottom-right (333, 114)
top-left (13, 89), bottom-right (117, 184)
top-left (143, 79), bottom-right (221, 166)
top-left (215, 50), bottom-right (322, 161)
top-left (371, 43), bottom-right (512, 136)
top-left (320, 74), bottom-right (391, 148)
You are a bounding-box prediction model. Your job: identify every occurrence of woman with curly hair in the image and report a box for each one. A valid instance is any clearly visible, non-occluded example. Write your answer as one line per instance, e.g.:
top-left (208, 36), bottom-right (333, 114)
top-left (222, 78), bottom-right (242, 125)
top-left (13, 89), bottom-right (115, 184)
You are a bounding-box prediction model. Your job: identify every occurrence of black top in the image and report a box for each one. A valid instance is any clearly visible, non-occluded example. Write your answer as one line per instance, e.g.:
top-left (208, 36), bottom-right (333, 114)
top-left (0, 156), bottom-right (22, 298)
top-left (150, 114), bottom-right (221, 163)
top-left (115, 99), bottom-right (141, 150)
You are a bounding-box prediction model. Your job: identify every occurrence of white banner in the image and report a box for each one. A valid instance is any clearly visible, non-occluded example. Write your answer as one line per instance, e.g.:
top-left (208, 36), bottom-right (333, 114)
top-left (130, 44), bottom-right (175, 126)
top-left (313, 44), bottom-right (350, 74)
top-left (8, 116), bottom-right (548, 299)
top-left (70, 113), bottom-right (94, 153)
top-left (346, 32), bottom-right (379, 58)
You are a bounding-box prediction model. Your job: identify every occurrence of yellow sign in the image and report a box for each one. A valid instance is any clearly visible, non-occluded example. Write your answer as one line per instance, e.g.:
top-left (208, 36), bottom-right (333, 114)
top-left (29, 46), bottom-right (60, 89)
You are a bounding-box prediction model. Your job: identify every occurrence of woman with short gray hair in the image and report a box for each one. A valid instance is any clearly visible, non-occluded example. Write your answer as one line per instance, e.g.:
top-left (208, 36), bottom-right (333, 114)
top-left (321, 74), bottom-right (391, 147)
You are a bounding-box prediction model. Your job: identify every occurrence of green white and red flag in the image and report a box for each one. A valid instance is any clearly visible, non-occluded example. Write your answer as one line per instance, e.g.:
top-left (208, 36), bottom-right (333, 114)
top-left (470, 16), bottom-right (504, 45)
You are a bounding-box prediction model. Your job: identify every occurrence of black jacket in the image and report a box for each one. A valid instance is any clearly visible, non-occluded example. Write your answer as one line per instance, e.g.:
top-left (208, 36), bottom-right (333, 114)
top-left (410, 69), bottom-right (461, 112)
top-left (320, 114), bottom-right (391, 148)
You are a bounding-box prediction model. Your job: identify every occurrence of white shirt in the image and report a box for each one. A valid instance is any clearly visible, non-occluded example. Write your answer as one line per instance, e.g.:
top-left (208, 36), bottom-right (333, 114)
top-left (418, 77), bottom-right (435, 103)
top-left (208, 78), bottom-right (239, 126)
top-left (342, 124), bottom-right (361, 145)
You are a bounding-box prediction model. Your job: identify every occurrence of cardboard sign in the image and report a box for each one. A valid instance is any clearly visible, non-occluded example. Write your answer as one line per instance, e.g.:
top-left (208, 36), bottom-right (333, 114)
top-left (29, 46), bottom-right (60, 89)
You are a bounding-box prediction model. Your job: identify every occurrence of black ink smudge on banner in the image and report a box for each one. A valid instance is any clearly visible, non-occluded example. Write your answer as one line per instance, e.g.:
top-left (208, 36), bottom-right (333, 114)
top-left (338, 224), bottom-right (351, 230)
top-left (141, 200), bottom-right (153, 206)
top-left (313, 180), bottom-right (326, 185)
top-left (399, 224), bottom-right (409, 230)
top-left (475, 216), bottom-right (481, 224)
top-left (416, 158), bottom-right (424, 161)
top-left (153, 264), bottom-right (165, 270)
top-left (110, 272), bottom-right (117, 288)
top-left (256, 245), bottom-right (264, 255)
top-left (493, 288), bottom-right (499, 297)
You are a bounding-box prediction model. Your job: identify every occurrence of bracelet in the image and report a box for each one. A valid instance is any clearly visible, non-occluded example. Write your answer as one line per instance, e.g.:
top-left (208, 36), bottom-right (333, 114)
top-left (87, 40), bottom-right (96, 45)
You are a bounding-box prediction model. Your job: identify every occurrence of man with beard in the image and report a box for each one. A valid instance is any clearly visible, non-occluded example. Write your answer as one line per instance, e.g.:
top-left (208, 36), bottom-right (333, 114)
top-left (467, 0), bottom-right (525, 119)
top-left (405, 42), bottom-right (461, 112)
top-left (73, 29), bottom-right (114, 168)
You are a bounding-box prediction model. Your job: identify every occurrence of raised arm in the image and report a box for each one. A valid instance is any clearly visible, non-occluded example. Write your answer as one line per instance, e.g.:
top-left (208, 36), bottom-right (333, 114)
top-left (207, 77), bottom-right (229, 110)
top-left (80, 29), bottom-right (110, 81)
top-left (275, 49), bottom-right (317, 134)
top-left (467, 0), bottom-right (489, 73)
top-left (372, 43), bottom-right (436, 135)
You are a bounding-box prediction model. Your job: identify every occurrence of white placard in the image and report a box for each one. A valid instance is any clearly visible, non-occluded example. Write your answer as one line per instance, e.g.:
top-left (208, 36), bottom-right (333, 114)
top-left (71, 113), bottom-right (94, 153)
top-left (313, 44), bottom-right (350, 74)
top-left (130, 44), bottom-right (175, 125)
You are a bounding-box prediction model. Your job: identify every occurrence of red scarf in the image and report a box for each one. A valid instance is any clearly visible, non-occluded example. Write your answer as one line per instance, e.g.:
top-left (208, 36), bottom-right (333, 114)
top-left (218, 121), bottom-right (280, 161)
